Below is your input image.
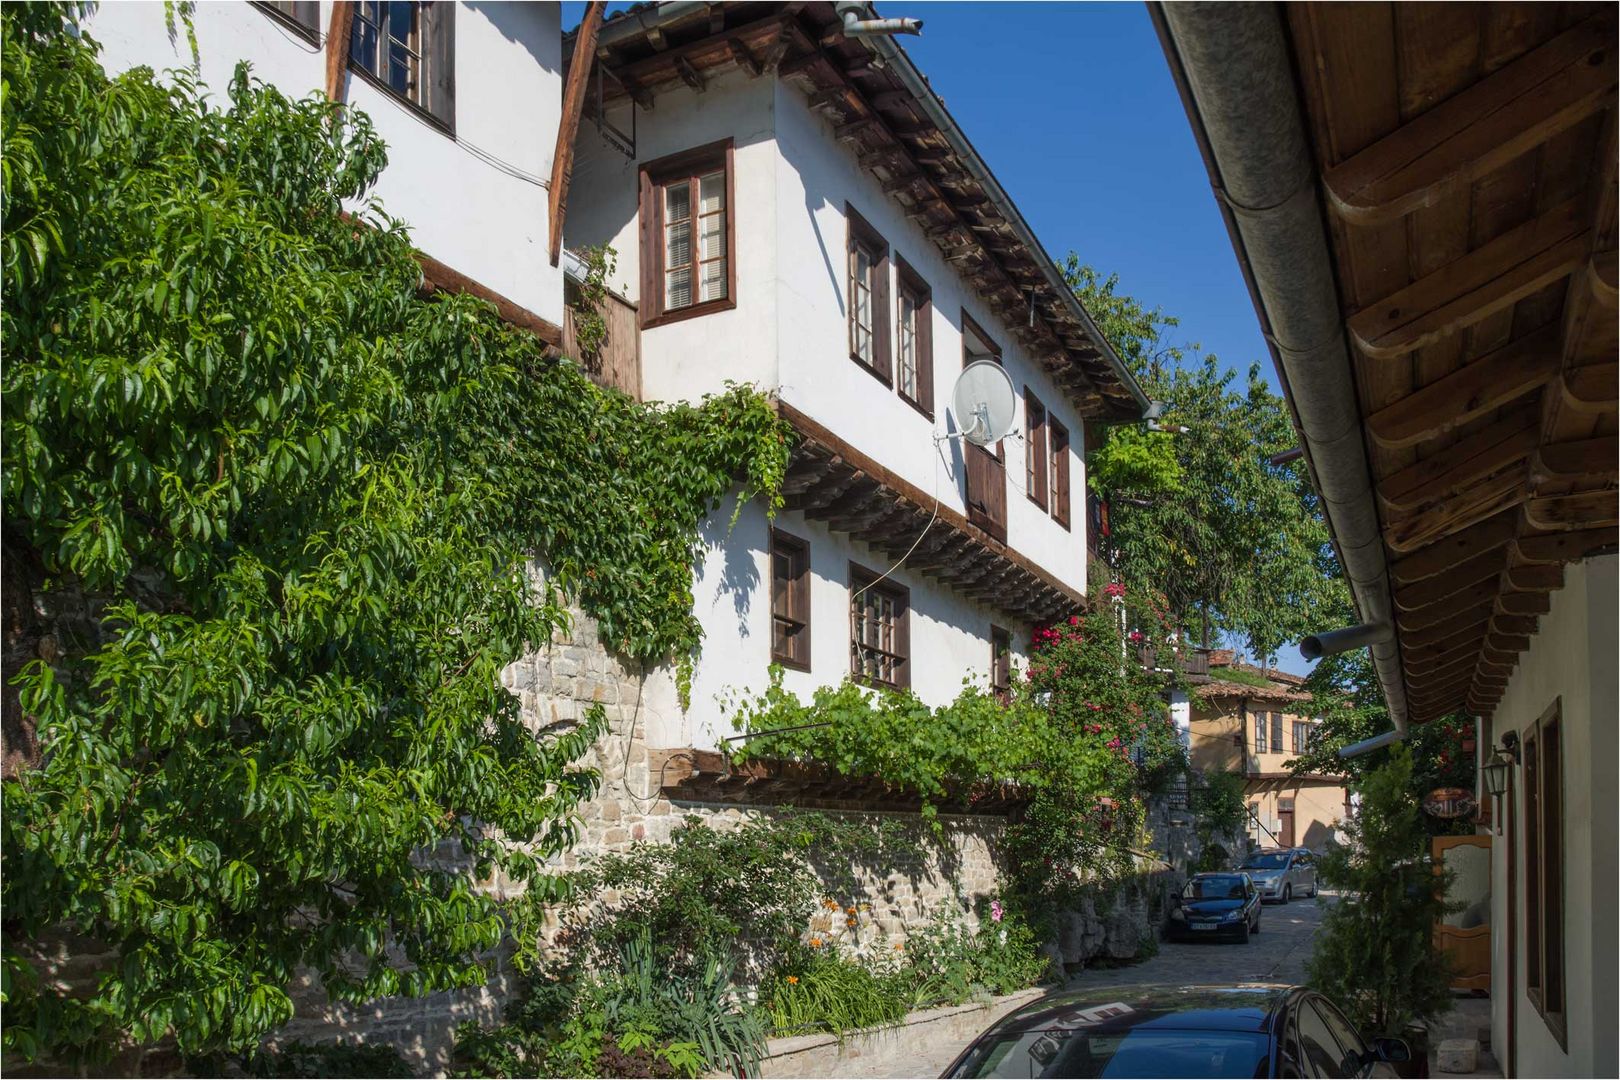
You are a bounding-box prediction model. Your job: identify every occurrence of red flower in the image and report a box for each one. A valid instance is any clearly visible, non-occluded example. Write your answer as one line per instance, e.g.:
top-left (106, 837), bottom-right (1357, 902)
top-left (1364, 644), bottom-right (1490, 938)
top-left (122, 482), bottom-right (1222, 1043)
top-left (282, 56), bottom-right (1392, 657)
top-left (1069, 615), bottom-right (1081, 626)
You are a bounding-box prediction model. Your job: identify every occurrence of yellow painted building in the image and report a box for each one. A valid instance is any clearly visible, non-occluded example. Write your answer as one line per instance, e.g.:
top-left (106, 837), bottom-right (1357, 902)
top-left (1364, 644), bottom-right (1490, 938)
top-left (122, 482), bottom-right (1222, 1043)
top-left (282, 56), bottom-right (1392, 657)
top-left (1187, 655), bottom-right (1349, 853)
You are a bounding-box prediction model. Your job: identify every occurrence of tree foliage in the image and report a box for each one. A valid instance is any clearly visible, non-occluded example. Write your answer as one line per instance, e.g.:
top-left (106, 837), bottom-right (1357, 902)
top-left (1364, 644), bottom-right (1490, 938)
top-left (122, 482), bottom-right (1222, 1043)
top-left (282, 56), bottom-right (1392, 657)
top-left (1, 5), bottom-right (787, 1062)
top-left (1307, 746), bottom-right (1456, 1038)
top-left (1063, 259), bottom-right (1347, 660)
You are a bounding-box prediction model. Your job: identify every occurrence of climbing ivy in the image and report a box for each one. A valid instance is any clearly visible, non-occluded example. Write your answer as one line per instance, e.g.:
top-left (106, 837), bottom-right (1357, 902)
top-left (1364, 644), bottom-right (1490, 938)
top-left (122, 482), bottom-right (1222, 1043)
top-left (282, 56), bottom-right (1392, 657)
top-left (1, 4), bottom-right (787, 1063)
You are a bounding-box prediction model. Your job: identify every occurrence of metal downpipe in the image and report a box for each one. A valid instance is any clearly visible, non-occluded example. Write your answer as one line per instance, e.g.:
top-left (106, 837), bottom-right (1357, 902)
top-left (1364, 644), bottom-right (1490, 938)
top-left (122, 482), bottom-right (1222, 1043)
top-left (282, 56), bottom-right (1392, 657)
top-left (1156, 3), bottom-right (1408, 728)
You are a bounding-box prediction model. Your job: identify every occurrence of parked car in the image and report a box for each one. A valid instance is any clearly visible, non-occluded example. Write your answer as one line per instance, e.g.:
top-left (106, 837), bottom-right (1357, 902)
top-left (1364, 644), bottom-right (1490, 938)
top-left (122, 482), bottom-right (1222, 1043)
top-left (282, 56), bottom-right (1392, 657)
top-left (940, 983), bottom-right (1411, 1078)
top-left (1166, 872), bottom-right (1262, 942)
top-left (1240, 848), bottom-right (1319, 903)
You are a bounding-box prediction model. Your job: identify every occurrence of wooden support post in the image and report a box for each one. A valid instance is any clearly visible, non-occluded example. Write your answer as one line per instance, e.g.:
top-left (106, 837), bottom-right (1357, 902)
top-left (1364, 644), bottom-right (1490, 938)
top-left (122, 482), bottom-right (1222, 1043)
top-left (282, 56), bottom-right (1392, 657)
top-left (324, 1), bottom-right (355, 103)
top-left (550, 2), bottom-right (605, 267)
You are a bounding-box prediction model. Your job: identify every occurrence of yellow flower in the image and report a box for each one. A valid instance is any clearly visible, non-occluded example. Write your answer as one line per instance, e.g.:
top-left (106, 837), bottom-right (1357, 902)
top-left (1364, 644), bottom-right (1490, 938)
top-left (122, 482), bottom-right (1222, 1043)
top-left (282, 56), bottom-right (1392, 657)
top-left (893, 942), bottom-right (904, 951)
top-left (846, 906), bottom-right (857, 915)
top-left (846, 917), bottom-right (857, 927)
top-left (809, 937), bottom-right (823, 948)
top-left (786, 975), bottom-right (799, 984)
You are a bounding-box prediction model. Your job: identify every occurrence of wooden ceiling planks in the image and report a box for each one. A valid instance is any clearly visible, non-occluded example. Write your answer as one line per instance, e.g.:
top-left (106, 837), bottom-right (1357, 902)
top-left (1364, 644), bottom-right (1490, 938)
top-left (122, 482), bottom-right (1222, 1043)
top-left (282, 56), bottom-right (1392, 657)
top-left (1286, 2), bottom-right (1618, 722)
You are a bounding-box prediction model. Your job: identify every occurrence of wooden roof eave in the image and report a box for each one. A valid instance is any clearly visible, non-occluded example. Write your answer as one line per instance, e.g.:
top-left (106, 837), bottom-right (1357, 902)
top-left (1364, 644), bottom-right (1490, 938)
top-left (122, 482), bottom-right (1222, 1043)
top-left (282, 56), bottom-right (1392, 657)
top-left (778, 400), bottom-right (1086, 626)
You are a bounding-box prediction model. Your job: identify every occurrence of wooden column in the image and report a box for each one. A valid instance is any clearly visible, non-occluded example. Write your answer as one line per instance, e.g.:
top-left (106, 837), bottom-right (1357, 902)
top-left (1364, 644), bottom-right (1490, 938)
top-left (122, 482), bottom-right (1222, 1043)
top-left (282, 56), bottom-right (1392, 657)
top-left (324, 1), bottom-right (355, 103)
top-left (549, 2), bottom-right (605, 266)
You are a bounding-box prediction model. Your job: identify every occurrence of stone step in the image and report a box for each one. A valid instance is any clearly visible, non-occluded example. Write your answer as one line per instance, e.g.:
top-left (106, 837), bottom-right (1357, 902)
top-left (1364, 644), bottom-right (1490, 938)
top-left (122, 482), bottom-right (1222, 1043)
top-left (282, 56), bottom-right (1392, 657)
top-left (1435, 1037), bottom-right (1479, 1074)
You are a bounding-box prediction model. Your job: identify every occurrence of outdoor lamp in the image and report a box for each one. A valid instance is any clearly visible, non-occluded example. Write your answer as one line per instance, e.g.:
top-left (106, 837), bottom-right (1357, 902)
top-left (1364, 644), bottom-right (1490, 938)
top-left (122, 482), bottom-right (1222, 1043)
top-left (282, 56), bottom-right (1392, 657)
top-left (1482, 757), bottom-right (1511, 797)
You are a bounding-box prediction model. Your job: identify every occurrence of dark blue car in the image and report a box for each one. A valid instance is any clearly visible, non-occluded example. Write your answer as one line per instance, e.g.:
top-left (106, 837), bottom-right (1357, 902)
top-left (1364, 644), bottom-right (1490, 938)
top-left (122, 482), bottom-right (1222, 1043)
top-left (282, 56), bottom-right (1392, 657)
top-left (941, 983), bottom-right (1410, 1078)
top-left (1166, 872), bottom-right (1263, 942)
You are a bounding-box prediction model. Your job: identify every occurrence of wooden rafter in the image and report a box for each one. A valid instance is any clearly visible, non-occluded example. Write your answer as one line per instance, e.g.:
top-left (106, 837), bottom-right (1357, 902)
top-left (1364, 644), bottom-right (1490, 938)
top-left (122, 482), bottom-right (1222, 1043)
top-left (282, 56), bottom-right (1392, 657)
top-left (1323, 15), bottom-right (1618, 226)
top-left (1365, 325), bottom-right (1559, 448)
top-left (550, 2), bottom-right (605, 267)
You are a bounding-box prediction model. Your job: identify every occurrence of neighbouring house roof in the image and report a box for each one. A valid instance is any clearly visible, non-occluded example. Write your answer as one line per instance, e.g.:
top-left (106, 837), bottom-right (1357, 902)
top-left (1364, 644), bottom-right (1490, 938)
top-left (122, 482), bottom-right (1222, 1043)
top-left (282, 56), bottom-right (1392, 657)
top-left (1157, 4), bottom-right (1618, 726)
top-left (1208, 655), bottom-right (1308, 687)
top-left (1198, 679), bottom-right (1312, 706)
top-left (563, 2), bottom-right (1151, 422)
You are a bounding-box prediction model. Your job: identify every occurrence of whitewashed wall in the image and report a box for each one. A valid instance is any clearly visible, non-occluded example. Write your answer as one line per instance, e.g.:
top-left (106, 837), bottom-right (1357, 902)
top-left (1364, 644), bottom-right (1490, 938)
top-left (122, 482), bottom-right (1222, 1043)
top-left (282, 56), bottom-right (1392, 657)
top-left (567, 72), bottom-right (780, 400)
top-left (1486, 555), bottom-right (1617, 1080)
top-left (82, 1), bottom-right (565, 325)
top-left (665, 497), bottom-right (1032, 752)
top-left (772, 80), bottom-right (1090, 594)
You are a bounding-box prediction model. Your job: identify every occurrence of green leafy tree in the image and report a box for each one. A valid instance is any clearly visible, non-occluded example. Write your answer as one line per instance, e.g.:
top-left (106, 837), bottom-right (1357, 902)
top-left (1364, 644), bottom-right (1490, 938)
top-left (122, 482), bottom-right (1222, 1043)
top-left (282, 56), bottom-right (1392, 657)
top-left (1307, 745), bottom-right (1456, 1039)
top-left (1, 5), bottom-right (787, 1062)
top-left (1063, 259), bottom-right (1346, 662)
top-left (1288, 652), bottom-right (1477, 836)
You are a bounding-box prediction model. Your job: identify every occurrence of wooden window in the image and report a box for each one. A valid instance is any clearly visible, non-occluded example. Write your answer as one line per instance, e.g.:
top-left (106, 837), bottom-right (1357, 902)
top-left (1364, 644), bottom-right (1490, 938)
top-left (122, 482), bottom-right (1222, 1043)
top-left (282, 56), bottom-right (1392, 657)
top-left (770, 530), bottom-right (811, 671)
top-left (849, 564), bottom-right (908, 689)
top-left (895, 256), bottom-right (933, 417)
top-left (961, 312), bottom-right (1008, 542)
top-left (350, 1), bottom-right (455, 131)
top-left (847, 206), bottom-right (891, 382)
top-left (1255, 711), bottom-right (1268, 754)
top-left (1024, 390), bottom-right (1049, 510)
top-left (1271, 712), bottom-right (1284, 752)
top-left (1293, 720), bottom-right (1311, 754)
top-left (990, 625), bottom-right (1012, 704)
top-left (1524, 699), bottom-right (1566, 1048)
top-left (1049, 418), bottom-right (1071, 529)
top-left (255, 0), bottom-right (319, 39)
top-left (639, 140), bottom-right (736, 328)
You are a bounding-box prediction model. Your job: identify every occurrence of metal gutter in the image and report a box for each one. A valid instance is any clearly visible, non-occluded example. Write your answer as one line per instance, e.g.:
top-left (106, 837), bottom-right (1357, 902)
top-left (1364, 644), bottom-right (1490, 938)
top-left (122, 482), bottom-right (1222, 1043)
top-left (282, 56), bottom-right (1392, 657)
top-left (1152, 3), bottom-right (1408, 729)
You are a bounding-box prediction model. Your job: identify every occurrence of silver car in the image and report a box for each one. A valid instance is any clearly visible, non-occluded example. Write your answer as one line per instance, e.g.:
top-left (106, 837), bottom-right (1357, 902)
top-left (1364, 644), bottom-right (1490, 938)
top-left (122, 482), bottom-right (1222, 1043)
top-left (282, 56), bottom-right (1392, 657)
top-left (1239, 848), bottom-right (1318, 904)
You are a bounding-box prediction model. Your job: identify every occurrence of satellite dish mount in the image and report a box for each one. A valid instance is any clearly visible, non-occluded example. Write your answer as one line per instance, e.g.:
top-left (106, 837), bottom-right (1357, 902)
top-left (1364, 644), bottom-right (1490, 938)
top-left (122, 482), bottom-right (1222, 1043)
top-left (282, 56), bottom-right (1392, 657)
top-left (946, 360), bottom-right (1018, 447)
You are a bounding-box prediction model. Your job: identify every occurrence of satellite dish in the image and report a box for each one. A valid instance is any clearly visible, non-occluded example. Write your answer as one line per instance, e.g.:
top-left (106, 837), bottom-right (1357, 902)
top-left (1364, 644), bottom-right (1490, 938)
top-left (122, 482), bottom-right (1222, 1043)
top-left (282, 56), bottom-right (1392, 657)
top-left (951, 360), bottom-right (1017, 446)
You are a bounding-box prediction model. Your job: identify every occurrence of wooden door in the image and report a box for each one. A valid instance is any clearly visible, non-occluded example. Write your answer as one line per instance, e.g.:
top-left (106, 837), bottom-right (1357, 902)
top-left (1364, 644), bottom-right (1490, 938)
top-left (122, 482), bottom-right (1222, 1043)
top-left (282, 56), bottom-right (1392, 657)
top-left (1432, 833), bottom-right (1492, 991)
top-left (1278, 798), bottom-right (1295, 848)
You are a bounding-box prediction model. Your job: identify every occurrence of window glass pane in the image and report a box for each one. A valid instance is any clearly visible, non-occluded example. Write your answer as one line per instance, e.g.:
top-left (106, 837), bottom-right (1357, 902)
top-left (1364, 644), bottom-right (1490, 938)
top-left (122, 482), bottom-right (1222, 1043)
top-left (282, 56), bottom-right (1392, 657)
top-left (699, 258), bottom-right (726, 303)
top-left (665, 267), bottom-right (692, 311)
top-left (388, 40), bottom-right (413, 93)
top-left (388, 0), bottom-right (416, 41)
top-left (350, 2), bottom-right (381, 70)
top-left (699, 212), bottom-right (725, 261)
top-left (898, 293), bottom-right (917, 396)
top-left (664, 182), bottom-right (691, 223)
top-left (664, 218), bottom-right (691, 272)
top-left (699, 171), bottom-right (725, 214)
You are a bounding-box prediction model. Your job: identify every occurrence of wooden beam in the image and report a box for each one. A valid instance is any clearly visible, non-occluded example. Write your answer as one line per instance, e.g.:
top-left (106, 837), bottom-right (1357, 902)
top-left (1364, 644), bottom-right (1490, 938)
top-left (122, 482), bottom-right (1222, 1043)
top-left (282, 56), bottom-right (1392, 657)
top-left (1394, 552), bottom-right (1505, 611)
top-left (728, 37), bottom-right (762, 77)
top-left (550, 2), bottom-right (605, 268)
top-left (1504, 563), bottom-right (1564, 591)
top-left (1524, 490), bottom-right (1620, 531)
top-left (1390, 508), bottom-right (1519, 584)
top-left (1378, 407), bottom-right (1541, 512)
top-left (1486, 632), bottom-right (1531, 653)
top-left (1532, 436), bottom-right (1620, 484)
top-left (1347, 198), bottom-right (1588, 360)
top-left (1322, 16), bottom-right (1618, 225)
top-left (324, 1), bottom-right (355, 102)
top-left (1383, 468), bottom-right (1527, 553)
top-left (1402, 603), bottom-right (1496, 644)
top-left (1404, 625), bottom-right (1490, 665)
top-left (1560, 362), bottom-right (1619, 413)
top-left (1514, 524), bottom-right (1618, 562)
top-left (1489, 613), bottom-right (1539, 636)
top-left (416, 251), bottom-right (563, 346)
top-left (673, 55), bottom-right (706, 91)
top-left (1497, 591), bottom-right (1552, 616)
top-left (1366, 326), bottom-right (1559, 448)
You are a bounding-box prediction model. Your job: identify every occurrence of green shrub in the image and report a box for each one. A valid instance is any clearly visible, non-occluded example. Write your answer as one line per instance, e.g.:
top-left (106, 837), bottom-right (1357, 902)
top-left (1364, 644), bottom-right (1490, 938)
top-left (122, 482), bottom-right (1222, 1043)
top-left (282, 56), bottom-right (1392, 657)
top-left (762, 945), bottom-right (915, 1038)
top-left (901, 904), bottom-right (1050, 1005)
top-left (192, 1040), bottom-right (413, 1078)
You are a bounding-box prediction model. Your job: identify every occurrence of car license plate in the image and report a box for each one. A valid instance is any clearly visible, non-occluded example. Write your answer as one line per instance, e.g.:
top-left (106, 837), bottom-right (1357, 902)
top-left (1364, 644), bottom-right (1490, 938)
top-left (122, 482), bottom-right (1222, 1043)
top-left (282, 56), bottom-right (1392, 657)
top-left (1192, 923), bottom-right (1221, 931)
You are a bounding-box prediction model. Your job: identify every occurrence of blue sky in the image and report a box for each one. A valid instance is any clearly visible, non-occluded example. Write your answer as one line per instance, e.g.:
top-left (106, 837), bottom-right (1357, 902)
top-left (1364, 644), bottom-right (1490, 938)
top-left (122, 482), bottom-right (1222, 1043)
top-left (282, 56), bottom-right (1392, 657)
top-left (562, 3), bottom-right (1317, 676)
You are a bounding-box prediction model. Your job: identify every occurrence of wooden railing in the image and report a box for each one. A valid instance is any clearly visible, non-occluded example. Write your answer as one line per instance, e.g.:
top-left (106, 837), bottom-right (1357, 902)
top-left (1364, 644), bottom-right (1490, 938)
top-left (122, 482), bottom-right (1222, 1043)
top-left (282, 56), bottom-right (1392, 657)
top-left (1137, 644), bottom-right (1211, 682)
top-left (561, 290), bottom-right (640, 400)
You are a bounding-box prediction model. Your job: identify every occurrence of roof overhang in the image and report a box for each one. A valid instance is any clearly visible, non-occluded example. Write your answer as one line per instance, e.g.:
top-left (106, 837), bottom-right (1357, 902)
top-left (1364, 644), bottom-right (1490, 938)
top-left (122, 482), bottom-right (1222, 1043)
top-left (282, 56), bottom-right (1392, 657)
top-left (1156, 3), bottom-right (1618, 727)
top-left (565, 1), bottom-right (1151, 421)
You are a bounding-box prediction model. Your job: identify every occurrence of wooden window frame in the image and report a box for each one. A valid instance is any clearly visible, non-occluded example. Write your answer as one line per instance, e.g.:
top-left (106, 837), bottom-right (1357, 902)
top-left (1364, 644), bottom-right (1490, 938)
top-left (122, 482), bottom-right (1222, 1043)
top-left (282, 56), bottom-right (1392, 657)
top-left (770, 529), bottom-right (812, 672)
top-left (1255, 710), bottom-right (1268, 754)
top-left (1024, 389), bottom-right (1049, 510)
top-left (1293, 720), bottom-right (1311, 754)
top-left (639, 139), bottom-right (737, 330)
top-left (1271, 712), bottom-right (1285, 753)
top-left (1049, 417), bottom-right (1071, 529)
top-left (894, 255), bottom-right (933, 418)
top-left (1523, 698), bottom-right (1567, 1049)
top-left (348, 1), bottom-right (456, 134)
top-left (849, 563), bottom-right (909, 690)
top-left (255, 0), bottom-right (320, 42)
top-left (846, 205), bottom-right (892, 384)
top-left (961, 311), bottom-right (1004, 458)
top-left (990, 625), bottom-right (1012, 705)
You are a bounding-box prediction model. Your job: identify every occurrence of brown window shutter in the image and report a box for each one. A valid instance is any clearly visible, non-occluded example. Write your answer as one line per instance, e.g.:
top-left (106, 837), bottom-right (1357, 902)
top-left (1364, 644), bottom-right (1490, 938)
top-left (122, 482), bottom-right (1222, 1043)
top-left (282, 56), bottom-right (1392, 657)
top-left (917, 289), bottom-right (934, 415)
top-left (894, 584), bottom-right (910, 688)
top-left (875, 247), bottom-right (892, 383)
top-left (421, 2), bottom-right (456, 132)
top-left (1050, 419), bottom-right (1071, 528)
top-left (1025, 390), bottom-right (1048, 510)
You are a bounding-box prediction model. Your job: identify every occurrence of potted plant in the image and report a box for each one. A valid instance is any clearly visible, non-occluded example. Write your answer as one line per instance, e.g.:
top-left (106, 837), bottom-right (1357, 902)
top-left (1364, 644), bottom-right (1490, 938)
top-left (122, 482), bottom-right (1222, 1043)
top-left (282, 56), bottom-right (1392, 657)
top-left (1306, 746), bottom-right (1457, 1078)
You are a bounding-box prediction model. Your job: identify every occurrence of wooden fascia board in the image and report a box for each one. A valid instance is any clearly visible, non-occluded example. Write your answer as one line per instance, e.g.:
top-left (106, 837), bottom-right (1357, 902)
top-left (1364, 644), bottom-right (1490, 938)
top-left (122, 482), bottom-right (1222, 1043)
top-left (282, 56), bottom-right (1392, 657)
top-left (777, 401), bottom-right (1085, 616)
top-left (417, 252), bottom-right (563, 347)
top-left (549, 2), bottom-right (605, 267)
top-left (324, 1), bottom-right (355, 102)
